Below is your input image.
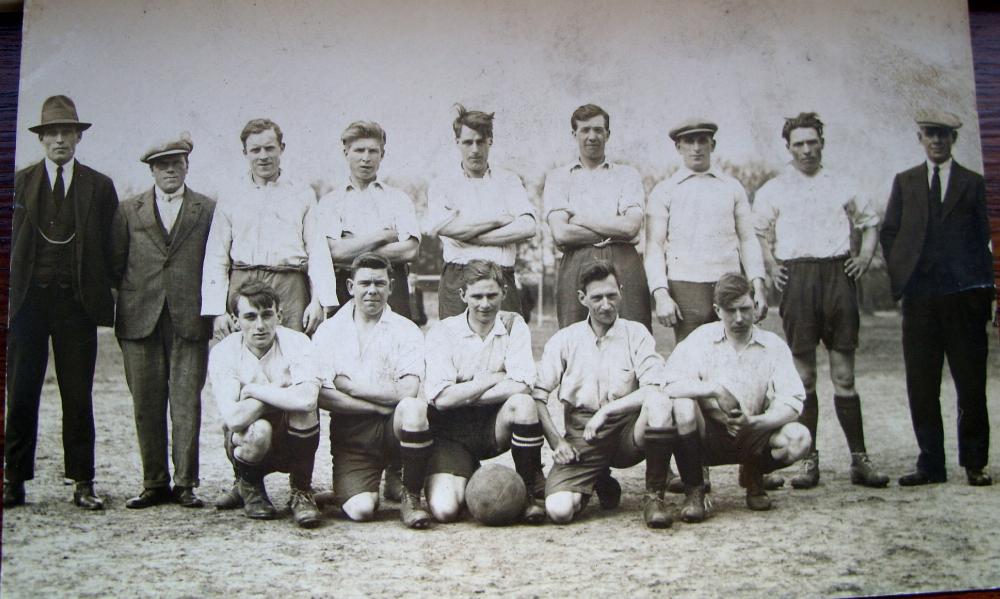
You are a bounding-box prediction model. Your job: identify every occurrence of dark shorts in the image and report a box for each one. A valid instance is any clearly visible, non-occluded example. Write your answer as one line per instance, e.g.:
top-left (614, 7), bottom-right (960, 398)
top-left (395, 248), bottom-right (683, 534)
top-left (226, 411), bottom-right (296, 475)
top-left (439, 262), bottom-right (523, 320)
top-left (779, 257), bottom-right (859, 354)
top-left (329, 410), bottom-right (400, 502)
top-left (668, 279), bottom-right (718, 343)
top-left (545, 408), bottom-right (644, 497)
top-left (427, 405), bottom-right (504, 479)
top-left (334, 263), bottom-right (412, 320)
top-left (701, 418), bottom-right (778, 470)
top-left (556, 243), bottom-right (652, 332)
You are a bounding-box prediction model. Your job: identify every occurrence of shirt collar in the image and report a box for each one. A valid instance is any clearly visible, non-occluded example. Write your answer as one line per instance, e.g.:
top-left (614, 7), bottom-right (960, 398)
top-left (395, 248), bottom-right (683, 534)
top-left (461, 164), bottom-right (491, 180)
top-left (337, 299), bottom-right (394, 328)
top-left (240, 329), bottom-right (282, 363)
top-left (45, 158), bottom-right (75, 186)
top-left (248, 169), bottom-right (284, 188)
top-left (345, 178), bottom-right (384, 192)
top-left (569, 159), bottom-right (611, 172)
top-left (709, 321), bottom-right (766, 347)
top-left (927, 157), bottom-right (953, 174)
top-left (155, 184), bottom-right (186, 201)
top-left (675, 165), bottom-right (720, 183)
top-left (455, 309), bottom-right (508, 339)
top-left (584, 315), bottom-right (625, 341)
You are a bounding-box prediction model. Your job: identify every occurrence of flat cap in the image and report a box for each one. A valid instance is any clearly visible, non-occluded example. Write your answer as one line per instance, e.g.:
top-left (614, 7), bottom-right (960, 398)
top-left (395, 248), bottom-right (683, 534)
top-left (915, 109), bottom-right (962, 130)
top-left (141, 132), bottom-right (193, 164)
top-left (669, 118), bottom-right (718, 142)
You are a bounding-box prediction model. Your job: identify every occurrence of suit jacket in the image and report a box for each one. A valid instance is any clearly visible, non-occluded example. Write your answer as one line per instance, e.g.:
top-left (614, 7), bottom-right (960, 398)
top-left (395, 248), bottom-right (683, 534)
top-left (111, 187), bottom-right (216, 341)
top-left (880, 161), bottom-right (993, 301)
top-left (10, 160), bottom-right (119, 326)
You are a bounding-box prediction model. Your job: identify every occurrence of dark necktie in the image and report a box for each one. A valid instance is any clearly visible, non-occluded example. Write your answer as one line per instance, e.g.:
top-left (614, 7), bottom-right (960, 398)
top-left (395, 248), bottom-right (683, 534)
top-left (930, 165), bottom-right (941, 204)
top-left (54, 165), bottom-right (65, 204)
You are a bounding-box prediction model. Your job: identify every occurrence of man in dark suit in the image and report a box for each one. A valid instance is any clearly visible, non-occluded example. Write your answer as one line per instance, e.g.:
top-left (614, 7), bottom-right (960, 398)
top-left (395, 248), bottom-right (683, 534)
top-left (4, 95), bottom-right (119, 509)
top-left (881, 110), bottom-right (994, 487)
top-left (111, 134), bottom-right (216, 509)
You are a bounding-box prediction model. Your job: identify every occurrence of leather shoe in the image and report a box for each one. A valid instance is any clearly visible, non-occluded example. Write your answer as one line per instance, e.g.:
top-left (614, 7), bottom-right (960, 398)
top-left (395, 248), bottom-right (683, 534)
top-left (73, 481), bottom-right (105, 511)
top-left (898, 470), bottom-right (946, 486)
top-left (3, 480), bottom-right (25, 507)
top-left (215, 480), bottom-right (244, 510)
top-left (966, 468), bottom-right (993, 487)
top-left (237, 479), bottom-right (277, 520)
top-left (641, 491), bottom-right (672, 529)
top-left (173, 486), bottom-right (205, 508)
top-left (125, 487), bottom-right (173, 509)
top-left (594, 470), bottom-right (621, 510)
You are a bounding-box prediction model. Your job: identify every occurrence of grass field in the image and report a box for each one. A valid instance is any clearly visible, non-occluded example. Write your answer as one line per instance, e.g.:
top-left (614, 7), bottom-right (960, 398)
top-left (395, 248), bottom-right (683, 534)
top-left (1, 307), bottom-right (999, 598)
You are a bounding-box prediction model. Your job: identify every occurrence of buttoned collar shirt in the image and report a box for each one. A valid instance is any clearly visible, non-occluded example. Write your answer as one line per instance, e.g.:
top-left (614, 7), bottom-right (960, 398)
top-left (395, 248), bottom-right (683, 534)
top-left (311, 299), bottom-right (424, 390)
top-left (201, 170), bottom-right (337, 315)
top-left (752, 164), bottom-right (879, 261)
top-left (664, 321), bottom-right (805, 416)
top-left (208, 326), bottom-right (320, 403)
top-left (424, 309), bottom-right (536, 404)
top-left (542, 159), bottom-right (645, 246)
top-left (44, 157), bottom-right (75, 191)
top-left (425, 165), bottom-right (536, 267)
top-left (535, 316), bottom-right (666, 412)
top-left (317, 178), bottom-right (421, 267)
top-left (154, 183), bottom-right (186, 233)
top-left (925, 157), bottom-right (953, 197)
top-left (646, 165), bottom-right (765, 287)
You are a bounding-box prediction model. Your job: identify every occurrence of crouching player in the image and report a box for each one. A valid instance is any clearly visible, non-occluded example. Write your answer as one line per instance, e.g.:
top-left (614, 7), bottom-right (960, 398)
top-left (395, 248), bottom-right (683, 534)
top-left (664, 273), bottom-right (812, 511)
top-left (312, 253), bottom-right (433, 529)
top-left (423, 260), bottom-right (546, 524)
top-left (210, 280), bottom-right (322, 527)
top-left (534, 260), bottom-right (703, 528)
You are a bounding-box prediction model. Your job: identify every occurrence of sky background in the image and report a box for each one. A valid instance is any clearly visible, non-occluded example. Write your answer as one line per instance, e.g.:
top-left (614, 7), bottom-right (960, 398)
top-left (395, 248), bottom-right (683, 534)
top-left (14, 0), bottom-right (982, 205)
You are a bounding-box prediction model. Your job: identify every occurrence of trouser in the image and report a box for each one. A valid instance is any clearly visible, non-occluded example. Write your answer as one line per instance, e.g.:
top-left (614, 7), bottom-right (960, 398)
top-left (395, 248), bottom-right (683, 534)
top-left (119, 307), bottom-right (208, 489)
top-left (228, 267), bottom-right (310, 332)
top-left (556, 244), bottom-right (651, 332)
top-left (5, 285), bottom-right (98, 482)
top-left (901, 287), bottom-right (992, 475)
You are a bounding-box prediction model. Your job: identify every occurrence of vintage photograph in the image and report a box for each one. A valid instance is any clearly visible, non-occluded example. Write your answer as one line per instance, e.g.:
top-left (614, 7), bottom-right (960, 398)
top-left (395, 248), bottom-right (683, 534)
top-left (3, 0), bottom-right (998, 596)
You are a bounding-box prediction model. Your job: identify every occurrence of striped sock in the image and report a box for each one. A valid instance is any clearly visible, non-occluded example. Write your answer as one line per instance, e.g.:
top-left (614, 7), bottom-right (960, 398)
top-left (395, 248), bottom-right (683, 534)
top-left (286, 422), bottom-right (320, 490)
top-left (511, 422), bottom-right (544, 490)
top-left (398, 429), bottom-right (433, 495)
top-left (644, 427), bottom-right (676, 492)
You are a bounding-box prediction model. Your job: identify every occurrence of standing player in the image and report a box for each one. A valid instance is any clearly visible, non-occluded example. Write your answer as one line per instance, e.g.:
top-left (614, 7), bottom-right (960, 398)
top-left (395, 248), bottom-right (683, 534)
top-left (664, 273), bottom-right (813, 511)
top-left (753, 112), bottom-right (888, 489)
top-left (312, 253), bottom-right (434, 528)
top-left (209, 280), bottom-right (322, 528)
top-left (534, 260), bottom-right (704, 528)
top-left (544, 103), bottom-right (651, 331)
top-left (423, 260), bottom-right (545, 524)
top-left (881, 110), bottom-right (993, 487)
top-left (426, 104), bottom-right (537, 319)
top-left (202, 118), bottom-right (337, 338)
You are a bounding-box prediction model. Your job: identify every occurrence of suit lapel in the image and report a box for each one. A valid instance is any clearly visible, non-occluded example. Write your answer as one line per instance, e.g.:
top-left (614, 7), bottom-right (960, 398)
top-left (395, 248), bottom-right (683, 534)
top-left (167, 188), bottom-right (203, 253)
top-left (911, 163), bottom-right (930, 222)
top-left (137, 188), bottom-right (168, 255)
top-left (24, 161), bottom-right (47, 228)
top-left (941, 162), bottom-right (967, 219)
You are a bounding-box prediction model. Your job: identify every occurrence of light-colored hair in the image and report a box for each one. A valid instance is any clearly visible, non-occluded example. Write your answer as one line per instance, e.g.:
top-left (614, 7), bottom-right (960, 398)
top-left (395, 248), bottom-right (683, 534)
top-left (341, 120), bottom-right (387, 150)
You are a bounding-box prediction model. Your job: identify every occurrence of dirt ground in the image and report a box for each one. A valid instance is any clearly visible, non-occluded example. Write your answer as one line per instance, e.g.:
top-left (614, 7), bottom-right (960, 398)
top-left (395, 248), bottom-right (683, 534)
top-left (2, 309), bottom-right (999, 598)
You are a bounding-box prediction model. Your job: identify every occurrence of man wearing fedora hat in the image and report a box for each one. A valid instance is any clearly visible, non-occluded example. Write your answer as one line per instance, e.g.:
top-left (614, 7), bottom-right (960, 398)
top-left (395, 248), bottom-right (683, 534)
top-left (4, 95), bottom-right (119, 509)
top-left (644, 118), bottom-right (768, 494)
top-left (110, 134), bottom-right (216, 509)
top-left (881, 110), bottom-right (994, 487)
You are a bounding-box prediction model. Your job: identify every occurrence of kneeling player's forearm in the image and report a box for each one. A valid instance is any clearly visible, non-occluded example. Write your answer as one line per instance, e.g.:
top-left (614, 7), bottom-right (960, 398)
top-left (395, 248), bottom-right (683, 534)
top-left (223, 398), bottom-right (268, 431)
top-left (245, 382), bottom-right (318, 413)
top-left (318, 387), bottom-right (392, 416)
top-left (478, 379), bottom-right (530, 404)
top-left (598, 386), bottom-right (651, 418)
top-left (754, 403), bottom-right (798, 432)
top-left (533, 396), bottom-right (564, 449)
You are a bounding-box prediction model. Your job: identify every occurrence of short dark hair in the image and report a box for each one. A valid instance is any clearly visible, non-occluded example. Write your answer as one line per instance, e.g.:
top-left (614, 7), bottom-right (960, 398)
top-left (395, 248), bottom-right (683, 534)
top-left (461, 259), bottom-right (506, 290)
top-left (231, 279), bottom-right (281, 316)
top-left (577, 260), bottom-right (619, 292)
top-left (452, 104), bottom-right (494, 140)
top-left (240, 118), bottom-right (284, 148)
top-left (341, 120), bottom-right (387, 150)
top-left (350, 252), bottom-right (391, 277)
top-left (782, 112), bottom-right (824, 143)
top-left (713, 272), bottom-right (752, 308)
top-left (571, 104), bottom-right (610, 132)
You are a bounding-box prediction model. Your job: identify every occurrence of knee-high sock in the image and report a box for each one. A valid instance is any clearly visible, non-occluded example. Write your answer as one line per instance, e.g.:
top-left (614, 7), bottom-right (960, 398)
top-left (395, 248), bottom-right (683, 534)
top-left (800, 391), bottom-right (818, 453)
top-left (510, 422), bottom-right (544, 490)
top-left (398, 429), bottom-right (433, 495)
top-left (286, 422), bottom-right (321, 490)
top-left (644, 427), bottom-right (675, 492)
top-left (234, 455), bottom-right (265, 486)
top-left (673, 431), bottom-right (704, 487)
top-left (834, 394), bottom-right (867, 454)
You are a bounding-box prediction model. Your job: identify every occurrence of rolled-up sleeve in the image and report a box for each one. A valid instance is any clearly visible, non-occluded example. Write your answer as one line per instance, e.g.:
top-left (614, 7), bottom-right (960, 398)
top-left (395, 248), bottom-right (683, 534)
top-left (751, 184), bottom-right (778, 247)
top-left (631, 323), bottom-right (667, 387)
top-left (423, 323), bottom-right (457, 401)
top-left (542, 168), bottom-right (569, 220)
top-left (304, 198), bottom-right (338, 307)
top-left (618, 166), bottom-right (645, 214)
top-left (393, 189), bottom-right (422, 242)
top-left (316, 193), bottom-right (345, 241)
top-left (734, 185), bottom-right (766, 281)
top-left (505, 172), bottom-right (537, 220)
top-left (504, 316), bottom-right (536, 388)
top-left (201, 202), bottom-right (234, 316)
top-left (534, 331), bottom-right (566, 397)
top-left (424, 179), bottom-right (455, 236)
top-left (848, 191), bottom-right (880, 230)
top-left (766, 341), bottom-right (805, 415)
top-left (395, 325), bottom-right (426, 382)
top-left (310, 321), bottom-right (339, 387)
top-left (287, 333), bottom-right (322, 387)
top-left (663, 335), bottom-right (702, 385)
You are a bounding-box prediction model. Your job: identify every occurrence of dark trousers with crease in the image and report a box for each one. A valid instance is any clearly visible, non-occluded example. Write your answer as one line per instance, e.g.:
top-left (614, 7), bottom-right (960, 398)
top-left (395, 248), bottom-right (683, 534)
top-left (901, 287), bottom-right (992, 476)
top-left (5, 285), bottom-right (98, 483)
top-left (119, 307), bottom-right (207, 489)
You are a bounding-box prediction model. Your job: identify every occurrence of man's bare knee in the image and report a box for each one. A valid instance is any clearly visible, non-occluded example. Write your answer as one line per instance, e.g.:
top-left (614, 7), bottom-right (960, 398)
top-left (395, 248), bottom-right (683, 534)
top-left (546, 492), bottom-right (578, 524)
top-left (672, 398), bottom-right (697, 431)
top-left (504, 393), bottom-right (538, 424)
top-left (287, 409), bottom-right (319, 429)
top-left (783, 422), bottom-right (812, 461)
top-left (643, 391), bottom-right (673, 429)
top-left (235, 419), bottom-right (272, 463)
top-left (396, 397), bottom-right (428, 431)
top-left (428, 493), bottom-right (462, 523)
top-left (342, 492), bottom-right (379, 522)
